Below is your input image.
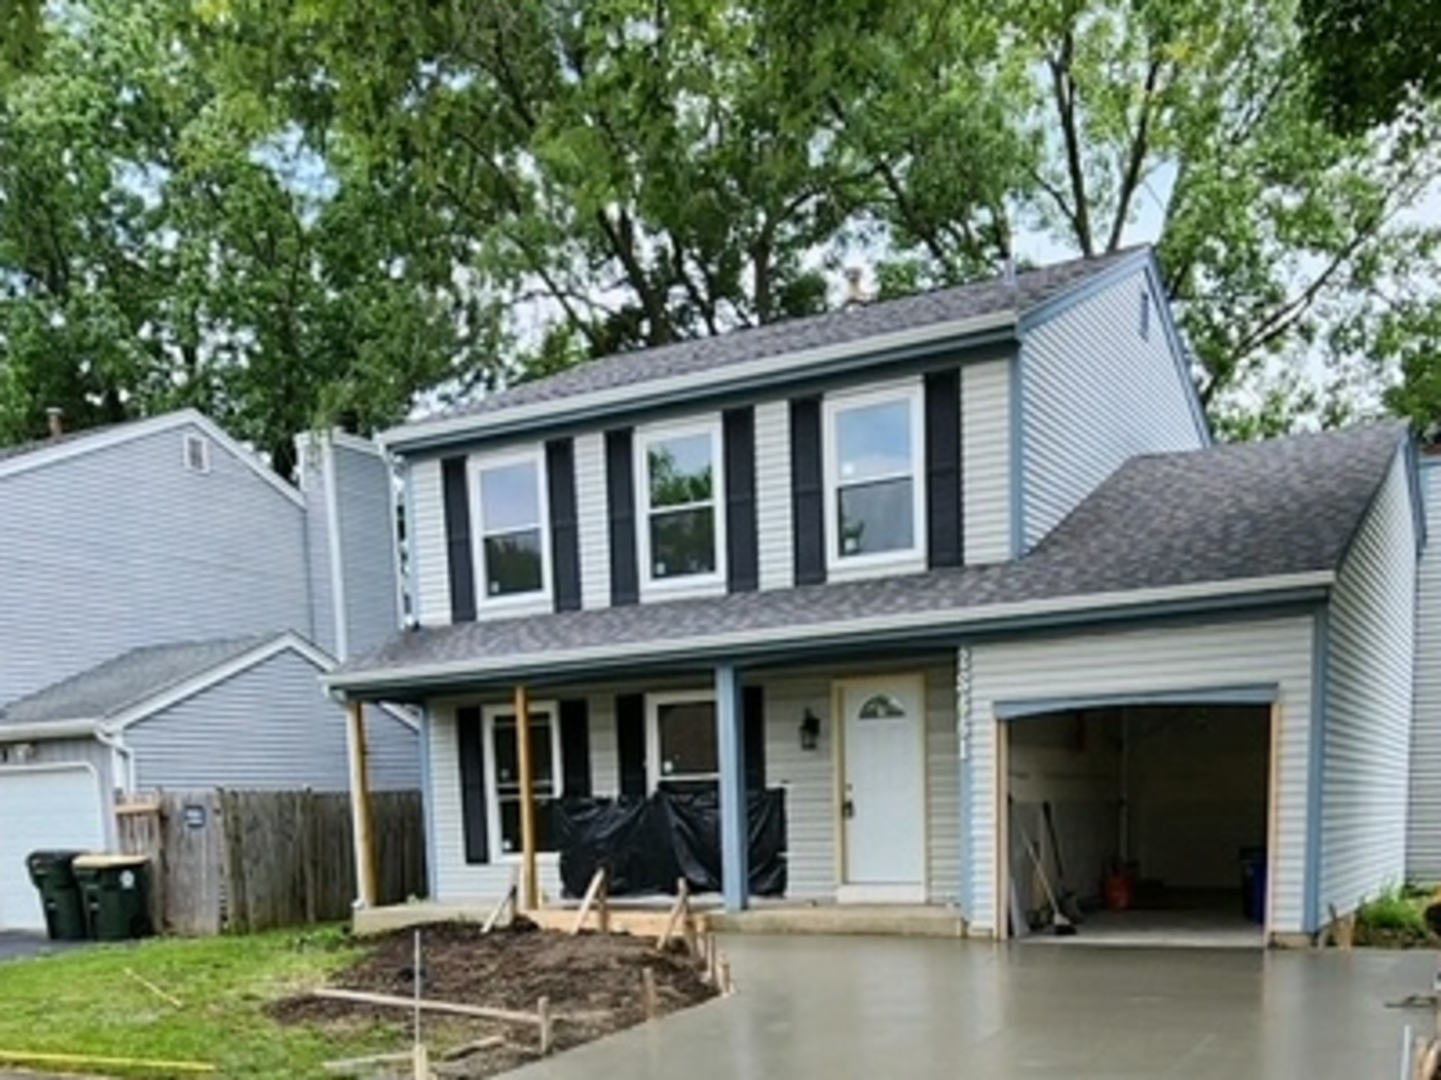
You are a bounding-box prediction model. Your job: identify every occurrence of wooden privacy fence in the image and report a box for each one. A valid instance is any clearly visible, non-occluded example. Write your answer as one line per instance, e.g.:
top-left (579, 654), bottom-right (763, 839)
top-left (117, 789), bottom-right (425, 935)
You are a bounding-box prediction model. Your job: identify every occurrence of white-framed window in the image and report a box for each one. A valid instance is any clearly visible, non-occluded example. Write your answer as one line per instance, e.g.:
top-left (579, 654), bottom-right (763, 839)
top-left (482, 702), bottom-right (561, 857)
top-left (635, 419), bottom-right (725, 588)
top-left (646, 691), bottom-right (719, 792)
top-left (183, 432), bottom-right (211, 474)
top-left (823, 382), bottom-right (925, 569)
top-left (470, 449), bottom-right (550, 606)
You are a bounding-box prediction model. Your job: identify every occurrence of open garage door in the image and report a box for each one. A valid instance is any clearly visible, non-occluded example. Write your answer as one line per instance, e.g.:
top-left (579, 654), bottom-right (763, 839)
top-left (0, 764), bottom-right (107, 932)
top-left (1004, 704), bottom-right (1271, 947)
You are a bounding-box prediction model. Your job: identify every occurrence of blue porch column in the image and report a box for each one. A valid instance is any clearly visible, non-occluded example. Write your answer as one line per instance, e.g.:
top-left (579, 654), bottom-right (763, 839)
top-left (715, 663), bottom-right (750, 912)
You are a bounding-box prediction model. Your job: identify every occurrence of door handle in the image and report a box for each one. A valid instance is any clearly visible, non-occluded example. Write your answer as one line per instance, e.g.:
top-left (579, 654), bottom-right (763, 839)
top-left (842, 798), bottom-right (855, 819)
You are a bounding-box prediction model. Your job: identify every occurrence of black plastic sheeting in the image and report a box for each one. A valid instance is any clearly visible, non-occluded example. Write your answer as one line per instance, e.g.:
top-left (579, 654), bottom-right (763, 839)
top-left (554, 789), bottom-right (787, 898)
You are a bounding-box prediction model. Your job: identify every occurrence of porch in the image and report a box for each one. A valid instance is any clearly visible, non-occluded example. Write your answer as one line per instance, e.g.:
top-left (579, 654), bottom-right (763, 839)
top-left (352, 897), bottom-right (969, 939)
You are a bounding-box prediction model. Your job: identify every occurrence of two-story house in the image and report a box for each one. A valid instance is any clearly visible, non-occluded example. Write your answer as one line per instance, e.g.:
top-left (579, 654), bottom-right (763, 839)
top-left (0, 409), bottom-right (420, 933)
top-left (327, 246), bottom-right (1419, 946)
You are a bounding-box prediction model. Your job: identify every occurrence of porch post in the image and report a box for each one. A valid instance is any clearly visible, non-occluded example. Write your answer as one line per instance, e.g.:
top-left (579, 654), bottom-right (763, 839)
top-left (715, 663), bottom-right (749, 912)
top-left (345, 699), bottom-right (378, 908)
top-left (515, 684), bottom-right (539, 912)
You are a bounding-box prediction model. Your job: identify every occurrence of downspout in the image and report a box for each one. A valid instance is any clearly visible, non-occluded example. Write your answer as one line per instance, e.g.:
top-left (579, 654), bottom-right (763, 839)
top-left (322, 434), bottom-right (351, 660)
top-left (95, 727), bottom-right (136, 795)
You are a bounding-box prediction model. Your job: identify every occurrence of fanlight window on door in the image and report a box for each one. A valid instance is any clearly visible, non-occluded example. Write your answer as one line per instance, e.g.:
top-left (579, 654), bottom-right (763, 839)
top-left (858, 693), bottom-right (906, 719)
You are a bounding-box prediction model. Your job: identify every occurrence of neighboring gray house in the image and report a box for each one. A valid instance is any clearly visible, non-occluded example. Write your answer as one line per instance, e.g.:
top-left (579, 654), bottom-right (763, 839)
top-left (326, 245), bottom-right (1421, 947)
top-left (0, 410), bottom-right (416, 933)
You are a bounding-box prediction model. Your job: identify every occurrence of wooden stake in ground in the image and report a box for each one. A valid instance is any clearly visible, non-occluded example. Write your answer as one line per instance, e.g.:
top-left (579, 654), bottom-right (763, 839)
top-left (0, 1050), bottom-right (213, 1074)
top-left (642, 967), bottom-right (658, 1021)
top-left (411, 929), bottom-right (424, 1080)
top-left (571, 868), bottom-right (608, 935)
top-left (482, 873), bottom-right (518, 934)
top-left (538, 996), bottom-right (553, 1056)
top-left (657, 878), bottom-right (691, 952)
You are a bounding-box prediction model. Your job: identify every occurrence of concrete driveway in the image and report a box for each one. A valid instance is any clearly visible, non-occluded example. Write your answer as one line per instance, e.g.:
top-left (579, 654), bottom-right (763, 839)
top-left (511, 936), bottom-right (1437, 1079)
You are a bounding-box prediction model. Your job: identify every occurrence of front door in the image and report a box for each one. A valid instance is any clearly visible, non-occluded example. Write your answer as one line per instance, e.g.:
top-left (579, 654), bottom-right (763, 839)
top-left (839, 675), bottom-right (926, 902)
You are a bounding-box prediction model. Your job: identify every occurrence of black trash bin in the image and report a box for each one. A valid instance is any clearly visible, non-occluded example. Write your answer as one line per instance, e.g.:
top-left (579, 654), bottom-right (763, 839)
top-left (72, 854), bottom-right (154, 941)
top-left (25, 850), bottom-right (89, 941)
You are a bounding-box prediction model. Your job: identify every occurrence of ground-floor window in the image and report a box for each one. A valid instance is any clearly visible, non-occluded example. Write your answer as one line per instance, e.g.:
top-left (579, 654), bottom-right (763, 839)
top-left (646, 691), bottom-right (718, 793)
top-left (483, 703), bottom-right (560, 855)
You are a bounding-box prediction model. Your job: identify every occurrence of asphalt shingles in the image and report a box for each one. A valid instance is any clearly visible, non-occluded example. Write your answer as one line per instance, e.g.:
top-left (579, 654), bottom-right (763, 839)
top-left (0, 634), bottom-right (276, 724)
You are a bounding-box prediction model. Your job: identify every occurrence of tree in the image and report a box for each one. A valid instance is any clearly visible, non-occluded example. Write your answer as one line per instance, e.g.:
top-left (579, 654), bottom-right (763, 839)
top-left (1300, 0), bottom-right (1441, 135)
top-left (0, 0), bottom-right (472, 473)
top-left (207, 0), bottom-right (1441, 438)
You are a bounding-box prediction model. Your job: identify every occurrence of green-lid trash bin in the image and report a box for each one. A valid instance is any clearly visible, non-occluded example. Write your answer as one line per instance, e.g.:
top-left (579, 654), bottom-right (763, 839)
top-left (72, 853), bottom-right (154, 941)
top-left (25, 850), bottom-right (89, 941)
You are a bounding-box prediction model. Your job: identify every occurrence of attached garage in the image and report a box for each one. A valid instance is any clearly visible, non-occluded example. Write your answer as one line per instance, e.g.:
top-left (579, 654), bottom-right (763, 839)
top-left (0, 764), bottom-right (107, 932)
top-left (963, 614), bottom-right (1318, 943)
top-left (1005, 702), bottom-right (1272, 944)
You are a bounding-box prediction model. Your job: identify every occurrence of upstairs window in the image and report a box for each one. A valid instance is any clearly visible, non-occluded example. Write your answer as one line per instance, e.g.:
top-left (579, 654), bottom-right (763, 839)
top-left (824, 385), bottom-right (924, 566)
top-left (637, 421), bottom-right (724, 586)
top-left (473, 452), bottom-right (549, 602)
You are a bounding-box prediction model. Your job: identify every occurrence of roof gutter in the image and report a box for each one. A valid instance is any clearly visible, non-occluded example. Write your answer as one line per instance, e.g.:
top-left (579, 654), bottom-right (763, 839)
top-left (0, 718), bottom-right (101, 741)
top-left (381, 309), bottom-right (1019, 453)
top-left (325, 570), bottom-right (1334, 698)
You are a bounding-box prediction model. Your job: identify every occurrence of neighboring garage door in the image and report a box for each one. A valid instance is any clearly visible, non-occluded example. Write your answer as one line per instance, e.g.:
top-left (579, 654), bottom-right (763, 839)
top-left (0, 764), bottom-right (107, 932)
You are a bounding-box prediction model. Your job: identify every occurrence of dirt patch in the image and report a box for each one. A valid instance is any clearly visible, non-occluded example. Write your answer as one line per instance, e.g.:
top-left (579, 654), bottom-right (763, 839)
top-left (269, 920), bottom-right (717, 1077)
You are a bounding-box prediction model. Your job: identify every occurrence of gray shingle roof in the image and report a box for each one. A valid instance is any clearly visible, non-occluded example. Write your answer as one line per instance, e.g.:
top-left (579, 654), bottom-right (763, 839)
top-left (427, 247), bottom-right (1146, 423)
top-left (0, 634), bottom-right (278, 726)
top-left (334, 423), bottom-right (1407, 690)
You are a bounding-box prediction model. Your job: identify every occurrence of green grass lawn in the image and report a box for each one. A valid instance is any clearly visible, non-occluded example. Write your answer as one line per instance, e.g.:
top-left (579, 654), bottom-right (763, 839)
top-left (0, 927), bottom-right (405, 1078)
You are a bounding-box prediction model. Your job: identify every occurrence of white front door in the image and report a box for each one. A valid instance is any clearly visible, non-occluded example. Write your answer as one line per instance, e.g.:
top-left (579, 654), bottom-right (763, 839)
top-left (839, 675), bottom-right (926, 902)
top-left (0, 764), bottom-right (107, 932)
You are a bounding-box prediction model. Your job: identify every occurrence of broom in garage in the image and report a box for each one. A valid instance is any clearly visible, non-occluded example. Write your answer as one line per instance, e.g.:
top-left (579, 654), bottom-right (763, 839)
top-left (1019, 822), bottom-right (1078, 937)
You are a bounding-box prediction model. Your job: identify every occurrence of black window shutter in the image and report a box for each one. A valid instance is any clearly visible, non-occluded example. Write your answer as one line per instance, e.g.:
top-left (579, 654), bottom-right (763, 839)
top-left (559, 698), bottom-right (591, 798)
top-left (790, 397), bottom-right (826, 586)
top-left (605, 429), bottom-right (639, 606)
top-left (723, 407), bottom-right (759, 593)
top-left (743, 685), bottom-right (766, 794)
top-left (441, 457), bottom-right (477, 622)
top-left (456, 706), bottom-right (488, 863)
top-left (925, 369), bottom-right (963, 568)
top-left (616, 693), bottom-right (647, 796)
top-left (546, 439), bottom-right (582, 612)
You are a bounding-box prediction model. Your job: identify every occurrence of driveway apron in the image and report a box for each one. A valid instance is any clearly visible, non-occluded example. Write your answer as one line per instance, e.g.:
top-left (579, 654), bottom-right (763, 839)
top-left (508, 935), bottom-right (1435, 1079)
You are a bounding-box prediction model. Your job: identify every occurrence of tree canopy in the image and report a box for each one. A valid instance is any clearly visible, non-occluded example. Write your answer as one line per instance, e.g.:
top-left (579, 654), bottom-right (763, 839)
top-left (3, 0), bottom-right (1440, 465)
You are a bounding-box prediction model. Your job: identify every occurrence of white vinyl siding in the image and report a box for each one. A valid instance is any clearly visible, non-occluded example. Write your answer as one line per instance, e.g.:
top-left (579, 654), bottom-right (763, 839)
top-left (754, 400), bottom-right (793, 591)
top-left (0, 422), bottom-right (313, 706)
top-left (961, 358), bottom-right (1013, 564)
top-left (1020, 268), bottom-right (1205, 550)
top-left (589, 694), bottom-right (620, 796)
top-left (127, 650), bottom-right (419, 792)
top-left (331, 439), bottom-right (403, 657)
top-left (409, 456), bottom-right (452, 628)
top-left (1411, 462), bottom-right (1441, 879)
top-left (1325, 448), bottom-right (1416, 914)
top-left (763, 675), bottom-right (835, 899)
top-left (965, 616), bottom-right (1315, 938)
top-left (924, 663), bottom-right (961, 903)
top-left (575, 433), bottom-right (612, 610)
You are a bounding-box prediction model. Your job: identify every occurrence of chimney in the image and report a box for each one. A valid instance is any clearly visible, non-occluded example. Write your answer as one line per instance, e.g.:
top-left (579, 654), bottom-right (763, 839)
top-left (843, 266), bottom-right (867, 309)
top-left (45, 407), bottom-right (63, 440)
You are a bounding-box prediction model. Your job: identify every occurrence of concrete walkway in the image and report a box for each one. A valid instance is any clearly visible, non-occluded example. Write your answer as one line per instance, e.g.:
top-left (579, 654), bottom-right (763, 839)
top-left (510, 936), bottom-right (1436, 1079)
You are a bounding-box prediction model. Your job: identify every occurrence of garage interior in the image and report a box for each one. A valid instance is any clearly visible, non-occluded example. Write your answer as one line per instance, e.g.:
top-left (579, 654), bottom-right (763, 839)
top-left (1006, 703), bottom-right (1270, 946)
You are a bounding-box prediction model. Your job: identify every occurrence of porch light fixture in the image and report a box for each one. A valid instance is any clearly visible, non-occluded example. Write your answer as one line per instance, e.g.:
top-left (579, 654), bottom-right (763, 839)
top-left (799, 709), bottom-right (821, 751)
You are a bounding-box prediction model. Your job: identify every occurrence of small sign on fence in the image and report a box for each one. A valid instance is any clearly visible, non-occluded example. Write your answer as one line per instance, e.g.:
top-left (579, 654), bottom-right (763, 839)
top-left (183, 804), bottom-right (207, 829)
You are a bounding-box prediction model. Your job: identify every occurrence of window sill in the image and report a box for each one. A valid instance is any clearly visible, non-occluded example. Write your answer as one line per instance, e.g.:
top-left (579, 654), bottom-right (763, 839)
top-left (638, 574), bottom-right (727, 603)
top-left (824, 551), bottom-right (928, 583)
top-left (475, 593), bottom-right (555, 619)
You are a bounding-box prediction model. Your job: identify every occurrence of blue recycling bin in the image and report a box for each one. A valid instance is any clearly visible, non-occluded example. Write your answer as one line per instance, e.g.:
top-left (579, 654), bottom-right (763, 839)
top-left (1240, 847), bottom-right (1267, 924)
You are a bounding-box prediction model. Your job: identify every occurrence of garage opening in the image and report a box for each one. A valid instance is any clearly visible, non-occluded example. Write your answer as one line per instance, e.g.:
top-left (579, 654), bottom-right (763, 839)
top-left (1004, 703), bottom-right (1271, 947)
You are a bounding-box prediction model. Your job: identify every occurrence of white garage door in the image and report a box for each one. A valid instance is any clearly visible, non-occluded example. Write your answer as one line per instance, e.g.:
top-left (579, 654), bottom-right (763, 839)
top-left (0, 764), bottom-right (107, 932)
